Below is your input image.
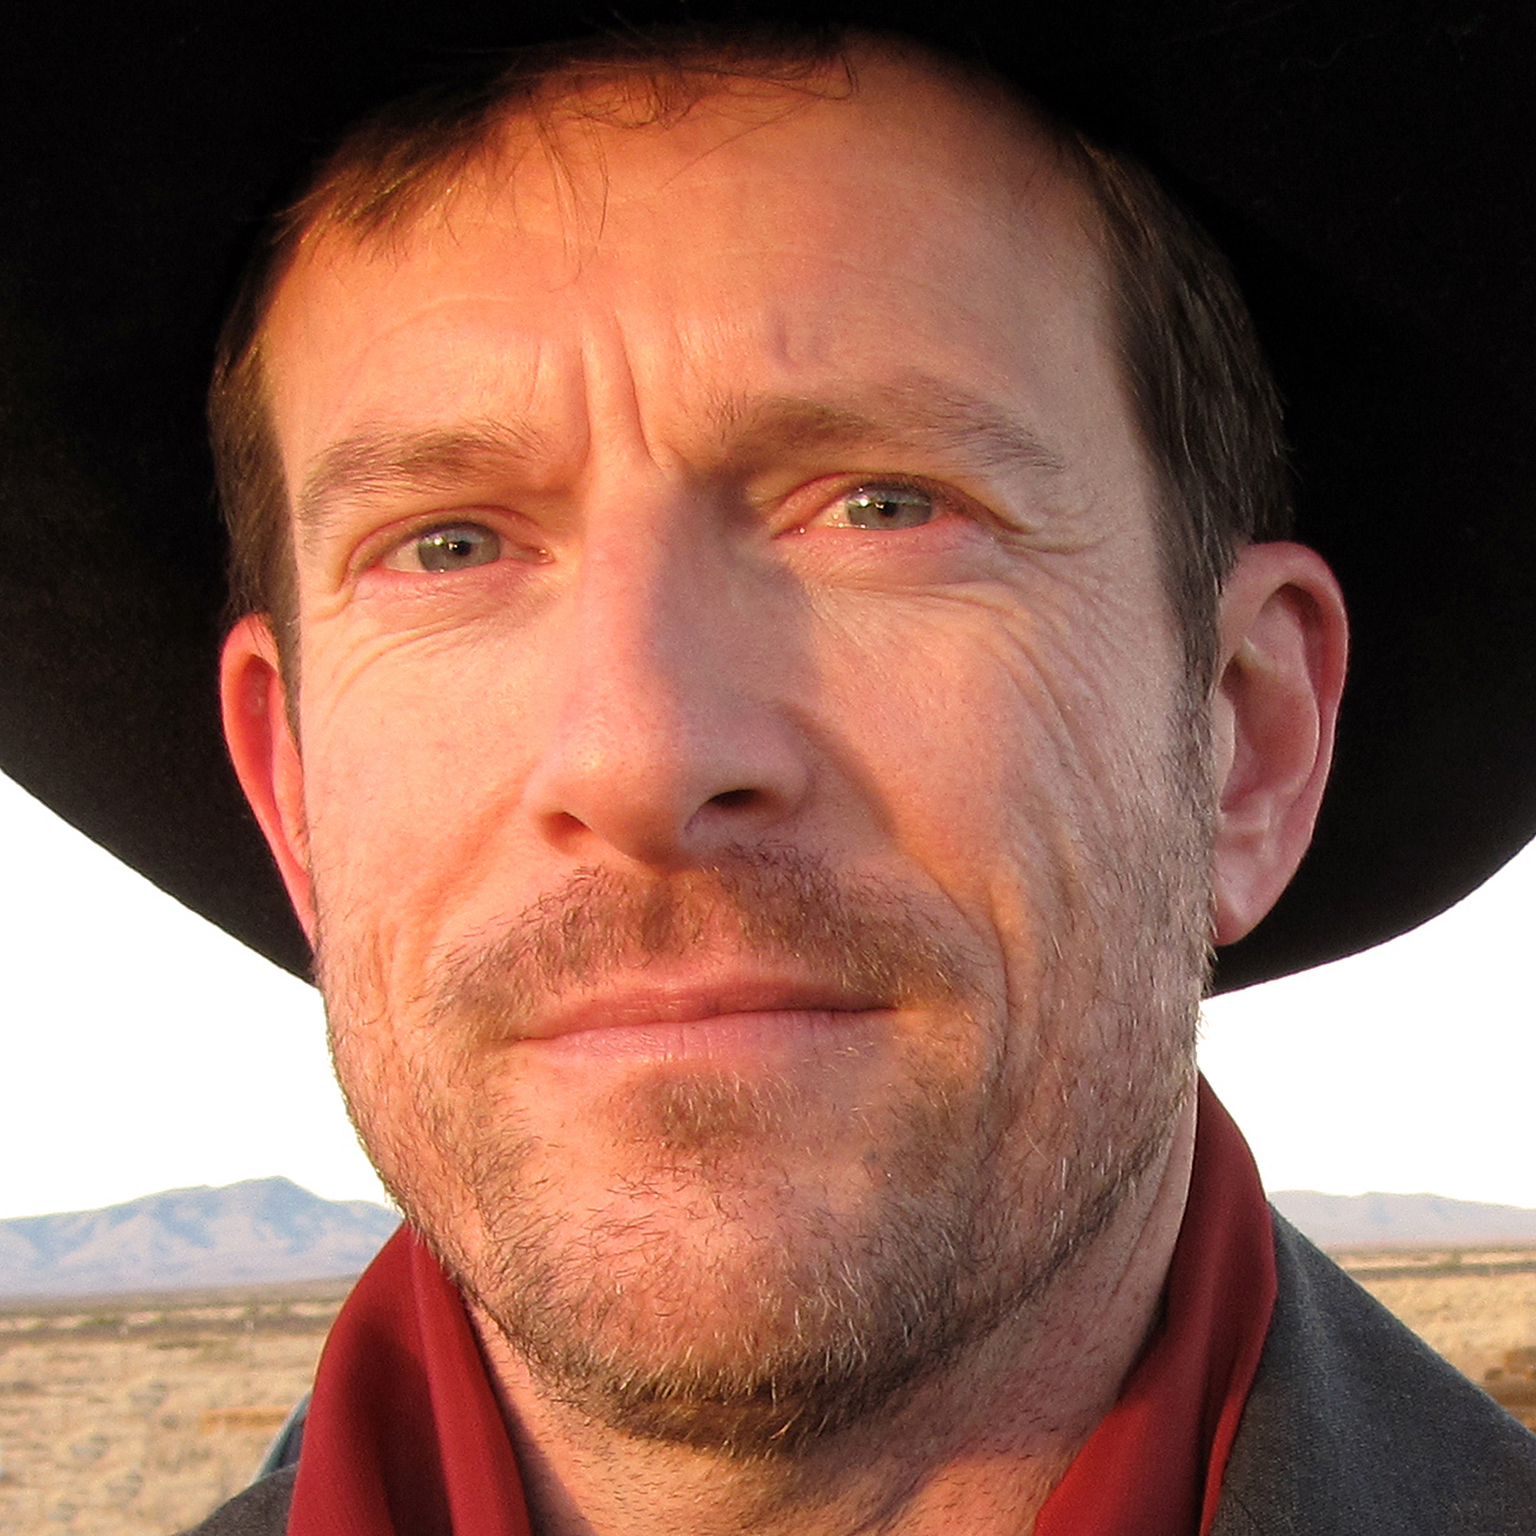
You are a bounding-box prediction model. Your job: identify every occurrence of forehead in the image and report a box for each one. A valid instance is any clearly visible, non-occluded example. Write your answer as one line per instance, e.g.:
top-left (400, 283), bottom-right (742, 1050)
top-left (262, 52), bottom-right (1125, 495)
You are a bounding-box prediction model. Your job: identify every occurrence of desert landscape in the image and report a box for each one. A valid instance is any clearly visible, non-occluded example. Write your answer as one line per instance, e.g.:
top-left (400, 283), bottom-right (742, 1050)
top-left (1, 1250), bottom-right (1533, 1534)
top-left (0, 1281), bottom-right (342, 1535)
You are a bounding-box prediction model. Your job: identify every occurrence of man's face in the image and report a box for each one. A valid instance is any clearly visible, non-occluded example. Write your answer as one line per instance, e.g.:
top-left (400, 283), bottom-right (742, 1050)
top-left (258, 57), bottom-right (1209, 1451)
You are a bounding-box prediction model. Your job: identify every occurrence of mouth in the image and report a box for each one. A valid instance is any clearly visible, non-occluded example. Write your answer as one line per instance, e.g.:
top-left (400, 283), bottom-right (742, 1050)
top-left (520, 974), bottom-right (891, 1063)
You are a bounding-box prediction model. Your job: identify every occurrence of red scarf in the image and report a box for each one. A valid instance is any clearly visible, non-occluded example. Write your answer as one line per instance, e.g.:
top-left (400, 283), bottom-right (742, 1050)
top-left (1034, 1079), bottom-right (1277, 1535)
top-left (289, 1079), bottom-right (1275, 1536)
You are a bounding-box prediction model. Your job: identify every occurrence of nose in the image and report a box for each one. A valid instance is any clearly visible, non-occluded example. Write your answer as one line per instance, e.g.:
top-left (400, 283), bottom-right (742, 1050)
top-left (520, 504), bottom-right (812, 870)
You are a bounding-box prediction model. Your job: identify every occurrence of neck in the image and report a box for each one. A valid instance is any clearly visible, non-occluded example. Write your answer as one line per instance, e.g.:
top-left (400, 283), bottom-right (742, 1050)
top-left (471, 1084), bottom-right (1199, 1536)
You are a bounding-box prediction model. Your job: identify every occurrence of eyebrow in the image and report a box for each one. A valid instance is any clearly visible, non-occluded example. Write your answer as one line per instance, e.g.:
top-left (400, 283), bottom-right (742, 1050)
top-left (714, 375), bottom-right (1068, 481)
top-left (297, 421), bottom-right (551, 544)
top-left (296, 373), bottom-right (1064, 540)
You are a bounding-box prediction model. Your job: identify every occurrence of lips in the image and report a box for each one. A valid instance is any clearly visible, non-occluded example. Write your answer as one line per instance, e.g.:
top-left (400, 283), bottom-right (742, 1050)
top-left (523, 974), bottom-right (888, 1042)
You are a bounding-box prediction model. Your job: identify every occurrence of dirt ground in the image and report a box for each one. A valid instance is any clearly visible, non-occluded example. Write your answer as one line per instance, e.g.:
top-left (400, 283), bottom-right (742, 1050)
top-left (2, 1251), bottom-right (1534, 1533)
top-left (0, 1283), bottom-right (341, 1535)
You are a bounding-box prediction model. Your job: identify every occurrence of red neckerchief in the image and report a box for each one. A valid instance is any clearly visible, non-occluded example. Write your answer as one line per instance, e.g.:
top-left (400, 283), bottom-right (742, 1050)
top-left (289, 1078), bottom-right (1275, 1536)
top-left (1034, 1079), bottom-right (1277, 1535)
top-left (288, 1229), bottom-right (530, 1536)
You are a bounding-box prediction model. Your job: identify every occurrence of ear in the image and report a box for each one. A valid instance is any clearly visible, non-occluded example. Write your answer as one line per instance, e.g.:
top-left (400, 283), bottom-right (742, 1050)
top-left (220, 615), bottom-right (317, 940)
top-left (1210, 542), bottom-right (1348, 946)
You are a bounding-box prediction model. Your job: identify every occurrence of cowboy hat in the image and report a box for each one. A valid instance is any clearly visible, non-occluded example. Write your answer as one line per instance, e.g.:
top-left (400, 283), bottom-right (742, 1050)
top-left (1, 0), bottom-right (1530, 991)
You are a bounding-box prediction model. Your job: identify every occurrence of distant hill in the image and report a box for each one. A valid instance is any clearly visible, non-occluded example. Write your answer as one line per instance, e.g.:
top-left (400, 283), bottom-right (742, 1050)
top-left (7, 1179), bottom-right (1534, 1297)
top-left (1272, 1190), bottom-right (1536, 1250)
top-left (0, 1178), bottom-right (399, 1298)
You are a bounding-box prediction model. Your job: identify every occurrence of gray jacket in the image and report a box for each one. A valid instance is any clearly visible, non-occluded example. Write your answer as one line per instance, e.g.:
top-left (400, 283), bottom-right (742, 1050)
top-left (187, 1216), bottom-right (1536, 1534)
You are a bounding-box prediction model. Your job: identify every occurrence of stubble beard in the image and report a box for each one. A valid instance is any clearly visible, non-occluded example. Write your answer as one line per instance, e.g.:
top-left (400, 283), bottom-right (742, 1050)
top-left (321, 775), bottom-right (1210, 1463)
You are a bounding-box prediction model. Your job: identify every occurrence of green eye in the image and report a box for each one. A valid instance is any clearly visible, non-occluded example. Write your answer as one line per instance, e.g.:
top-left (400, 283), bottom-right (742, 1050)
top-left (840, 485), bottom-right (936, 530)
top-left (410, 524), bottom-right (502, 571)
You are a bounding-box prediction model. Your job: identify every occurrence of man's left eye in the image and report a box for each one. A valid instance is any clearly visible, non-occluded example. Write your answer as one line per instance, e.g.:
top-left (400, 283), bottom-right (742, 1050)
top-left (383, 523), bottom-right (503, 573)
top-left (827, 484), bottom-right (939, 530)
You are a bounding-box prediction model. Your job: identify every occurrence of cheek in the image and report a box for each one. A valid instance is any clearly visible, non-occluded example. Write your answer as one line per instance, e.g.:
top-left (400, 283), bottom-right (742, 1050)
top-left (812, 579), bottom-right (1181, 871)
top-left (808, 576), bottom-right (1196, 1040)
top-left (295, 631), bottom-right (543, 985)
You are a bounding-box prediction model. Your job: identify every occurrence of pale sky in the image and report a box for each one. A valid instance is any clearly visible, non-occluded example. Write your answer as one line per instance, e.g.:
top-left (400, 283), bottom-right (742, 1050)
top-left (2, 767), bottom-right (1532, 1222)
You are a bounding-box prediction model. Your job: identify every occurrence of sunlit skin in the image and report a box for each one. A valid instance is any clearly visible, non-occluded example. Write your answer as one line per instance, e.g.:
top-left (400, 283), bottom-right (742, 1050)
top-left (221, 47), bottom-right (1346, 1536)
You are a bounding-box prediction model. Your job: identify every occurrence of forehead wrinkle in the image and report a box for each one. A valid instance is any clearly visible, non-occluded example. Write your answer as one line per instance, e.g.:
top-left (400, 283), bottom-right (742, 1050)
top-left (709, 374), bottom-right (1069, 480)
top-left (296, 420), bottom-right (552, 546)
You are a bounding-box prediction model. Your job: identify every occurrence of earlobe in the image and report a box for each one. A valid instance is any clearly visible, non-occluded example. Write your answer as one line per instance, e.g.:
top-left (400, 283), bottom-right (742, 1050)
top-left (219, 615), bottom-right (317, 939)
top-left (1210, 542), bottom-right (1348, 946)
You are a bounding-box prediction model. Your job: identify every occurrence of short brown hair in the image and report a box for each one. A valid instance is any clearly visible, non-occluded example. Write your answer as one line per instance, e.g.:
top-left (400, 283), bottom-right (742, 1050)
top-left (209, 25), bottom-right (1291, 689)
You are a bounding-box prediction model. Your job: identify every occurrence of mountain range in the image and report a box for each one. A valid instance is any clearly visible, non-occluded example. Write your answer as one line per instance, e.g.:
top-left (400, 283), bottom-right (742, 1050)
top-left (0, 1177), bottom-right (399, 1298)
top-left (4, 1179), bottom-right (1536, 1299)
top-left (1269, 1189), bottom-right (1536, 1250)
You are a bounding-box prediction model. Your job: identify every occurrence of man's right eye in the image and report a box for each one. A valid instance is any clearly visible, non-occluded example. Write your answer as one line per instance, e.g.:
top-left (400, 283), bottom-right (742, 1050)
top-left (383, 523), bottom-right (503, 573)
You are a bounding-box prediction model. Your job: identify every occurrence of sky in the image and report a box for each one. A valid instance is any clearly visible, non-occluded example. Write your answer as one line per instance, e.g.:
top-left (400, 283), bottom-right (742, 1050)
top-left (2, 766), bottom-right (1533, 1222)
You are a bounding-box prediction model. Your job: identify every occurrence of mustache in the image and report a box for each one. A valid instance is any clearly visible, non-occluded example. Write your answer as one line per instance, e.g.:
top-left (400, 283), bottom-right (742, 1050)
top-left (427, 845), bottom-right (983, 1038)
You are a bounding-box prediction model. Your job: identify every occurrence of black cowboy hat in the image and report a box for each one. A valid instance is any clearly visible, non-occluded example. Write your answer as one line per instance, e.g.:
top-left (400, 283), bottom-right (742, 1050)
top-left (1, 0), bottom-right (1531, 992)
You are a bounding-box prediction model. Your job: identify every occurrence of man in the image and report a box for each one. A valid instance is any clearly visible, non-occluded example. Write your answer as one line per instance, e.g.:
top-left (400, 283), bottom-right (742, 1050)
top-left (2, 7), bottom-right (1533, 1534)
top-left (194, 22), bottom-right (1532, 1534)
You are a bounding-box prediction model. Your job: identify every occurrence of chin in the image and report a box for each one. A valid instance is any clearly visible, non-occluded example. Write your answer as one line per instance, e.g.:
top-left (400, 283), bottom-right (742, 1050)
top-left (321, 838), bottom-right (1206, 1457)
top-left (366, 1036), bottom-right (1181, 1460)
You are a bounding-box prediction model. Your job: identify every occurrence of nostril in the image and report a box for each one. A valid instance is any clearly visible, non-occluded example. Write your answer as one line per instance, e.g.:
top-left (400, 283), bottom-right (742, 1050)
top-left (709, 788), bottom-right (758, 810)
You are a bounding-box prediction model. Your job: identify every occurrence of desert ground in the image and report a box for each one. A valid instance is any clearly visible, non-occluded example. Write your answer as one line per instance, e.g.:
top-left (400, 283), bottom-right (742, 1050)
top-left (0, 1281), bottom-right (342, 1535)
top-left (2, 1251), bottom-right (1534, 1534)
